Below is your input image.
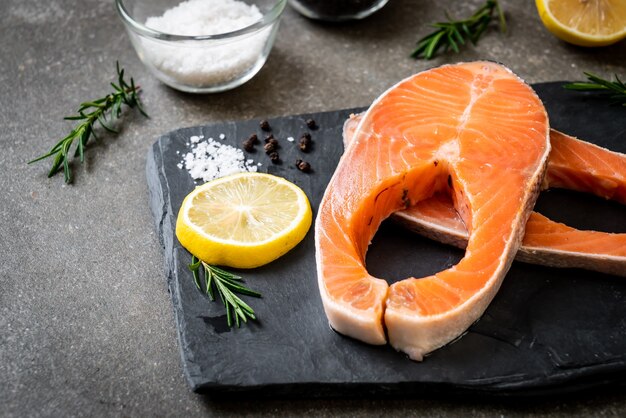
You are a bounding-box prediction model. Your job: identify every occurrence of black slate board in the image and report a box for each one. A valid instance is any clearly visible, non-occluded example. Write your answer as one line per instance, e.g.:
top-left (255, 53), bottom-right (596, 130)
top-left (146, 82), bottom-right (626, 398)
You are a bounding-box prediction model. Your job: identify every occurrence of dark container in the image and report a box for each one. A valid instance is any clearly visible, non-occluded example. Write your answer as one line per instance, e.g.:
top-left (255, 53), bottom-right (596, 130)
top-left (288, 0), bottom-right (389, 21)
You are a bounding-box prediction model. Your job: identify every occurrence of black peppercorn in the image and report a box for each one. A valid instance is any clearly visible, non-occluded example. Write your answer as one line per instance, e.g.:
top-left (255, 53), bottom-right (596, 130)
top-left (264, 142), bottom-right (277, 153)
top-left (260, 119), bottom-right (271, 131)
top-left (306, 118), bottom-right (317, 129)
top-left (269, 152), bottom-right (280, 163)
top-left (296, 159), bottom-right (311, 173)
top-left (248, 133), bottom-right (259, 144)
top-left (265, 137), bottom-right (278, 146)
top-left (299, 134), bottom-right (312, 152)
top-left (242, 139), bottom-right (255, 152)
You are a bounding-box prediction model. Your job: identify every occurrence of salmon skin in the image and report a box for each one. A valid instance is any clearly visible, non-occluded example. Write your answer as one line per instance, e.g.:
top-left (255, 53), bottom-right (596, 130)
top-left (315, 62), bottom-right (550, 360)
top-left (343, 117), bottom-right (626, 277)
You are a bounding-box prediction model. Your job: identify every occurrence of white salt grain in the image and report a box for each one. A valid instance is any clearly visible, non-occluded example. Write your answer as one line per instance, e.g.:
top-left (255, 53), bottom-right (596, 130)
top-left (219, 133), bottom-right (226, 140)
top-left (179, 136), bottom-right (257, 182)
top-left (287, 136), bottom-right (295, 142)
top-left (143, 0), bottom-right (268, 87)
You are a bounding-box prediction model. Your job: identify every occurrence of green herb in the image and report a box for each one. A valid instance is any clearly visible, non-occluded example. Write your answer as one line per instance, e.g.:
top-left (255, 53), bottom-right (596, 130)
top-left (564, 72), bottom-right (626, 106)
top-left (29, 62), bottom-right (147, 183)
top-left (189, 255), bottom-right (262, 327)
top-left (411, 0), bottom-right (506, 60)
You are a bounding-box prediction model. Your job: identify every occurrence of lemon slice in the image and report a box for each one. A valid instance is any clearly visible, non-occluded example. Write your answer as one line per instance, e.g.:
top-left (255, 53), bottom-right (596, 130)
top-left (535, 0), bottom-right (626, 46)
top-left (176, 172), bottom-right (312, 269)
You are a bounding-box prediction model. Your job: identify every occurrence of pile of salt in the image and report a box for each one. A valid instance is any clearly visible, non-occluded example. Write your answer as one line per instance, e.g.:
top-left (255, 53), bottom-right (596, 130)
top-left (143, 0), bottom-right (269, 87)
top-left (178, 135), bottom-right (258, 182)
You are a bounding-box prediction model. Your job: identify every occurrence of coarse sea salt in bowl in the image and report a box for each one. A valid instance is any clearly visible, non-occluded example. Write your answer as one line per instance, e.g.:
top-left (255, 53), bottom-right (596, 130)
top-left (116, 0), bottom-right (286, 93)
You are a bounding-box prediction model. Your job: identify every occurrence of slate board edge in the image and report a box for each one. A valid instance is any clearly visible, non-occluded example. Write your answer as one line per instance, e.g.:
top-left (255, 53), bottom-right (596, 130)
top-left (191, 369), bottom-right (626, 400)
top-left (145, 86), bottom-right (626, 397)
top-left (187, 358), bottom-right (626, 399)
top-left (146, 139), bottom-right (204, 390)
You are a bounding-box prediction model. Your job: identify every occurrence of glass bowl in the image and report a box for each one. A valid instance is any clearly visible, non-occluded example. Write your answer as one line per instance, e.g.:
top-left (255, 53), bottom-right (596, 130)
top-left (116, 0), bottom-right (286, 93)
top-left (288, 0), bottom-right (388, 22)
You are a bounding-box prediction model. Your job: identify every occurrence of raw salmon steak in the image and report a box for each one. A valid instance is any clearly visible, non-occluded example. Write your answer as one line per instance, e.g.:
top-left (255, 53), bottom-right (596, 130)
top-left (344, 116), bottom-right (626, 276)
top-left (315, 62), bottom-right (550, 360)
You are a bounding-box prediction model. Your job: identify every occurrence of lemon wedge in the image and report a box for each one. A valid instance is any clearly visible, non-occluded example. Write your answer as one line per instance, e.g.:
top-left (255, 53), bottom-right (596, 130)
top-left (176, 172), bottom-right (312, 269)
top-left (535, 0), bottom-right (626, 47)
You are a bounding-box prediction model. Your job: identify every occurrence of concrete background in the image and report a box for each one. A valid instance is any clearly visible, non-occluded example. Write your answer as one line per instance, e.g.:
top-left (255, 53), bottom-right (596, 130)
top-left (1, 0), bottom-right (625, 416)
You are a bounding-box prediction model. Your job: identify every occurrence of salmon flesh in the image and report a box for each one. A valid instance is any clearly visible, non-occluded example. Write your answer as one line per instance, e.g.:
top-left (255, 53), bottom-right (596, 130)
top-left (343, 116), bottom-right (626, 276)
top-left (315, 62), bottom-right (550, 360)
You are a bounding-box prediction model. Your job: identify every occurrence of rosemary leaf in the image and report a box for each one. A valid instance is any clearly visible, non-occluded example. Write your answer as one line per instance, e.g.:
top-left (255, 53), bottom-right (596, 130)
top-left (189, 256), bottom-right (262, 328)
top-left (48, 153), bottom-right (64, 178)
top-left (189, 255), bottom-right (202, 291)
top-left (206, 266), bottom-right (215, 301)
top-left (412, 0), bottom-right (506, 60)
top-left (28, 62), bottom-right (147, 184)
top-left (564, 72), bottom-right (626, 106)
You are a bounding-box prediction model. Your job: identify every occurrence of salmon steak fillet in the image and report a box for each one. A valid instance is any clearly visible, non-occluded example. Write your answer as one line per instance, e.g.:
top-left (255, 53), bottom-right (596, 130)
top-left (344, 116), bottom-right (626, 277)
top-left (315, 62), bottom-right (550, 360)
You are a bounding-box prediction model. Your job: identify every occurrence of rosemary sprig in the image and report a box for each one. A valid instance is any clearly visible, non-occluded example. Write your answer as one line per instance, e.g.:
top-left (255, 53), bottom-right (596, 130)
top-left (412, 0), bottom-right (506, 60)
top-left (189, 255), bottom-right (262, 328)
top-left (29, 62), bottom-right (147, 183)
top-left (564, 72), bottom-right (626, 106)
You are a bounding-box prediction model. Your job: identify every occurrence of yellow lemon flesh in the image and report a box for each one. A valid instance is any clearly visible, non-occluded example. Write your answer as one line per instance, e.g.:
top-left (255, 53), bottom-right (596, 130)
top-left (176, 172), bottom-right (312, 269)
top-left (535, 0), bottom-right (626, 47)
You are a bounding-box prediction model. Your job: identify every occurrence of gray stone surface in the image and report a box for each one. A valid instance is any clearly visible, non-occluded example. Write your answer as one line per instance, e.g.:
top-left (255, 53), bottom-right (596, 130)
top-left (1, 0), bottom-right (625, 416)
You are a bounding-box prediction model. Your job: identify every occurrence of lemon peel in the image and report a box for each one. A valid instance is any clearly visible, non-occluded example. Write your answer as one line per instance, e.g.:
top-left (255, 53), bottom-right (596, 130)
top-left (535, 0), bottom-right (626, 47)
